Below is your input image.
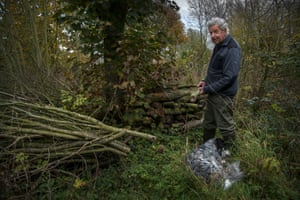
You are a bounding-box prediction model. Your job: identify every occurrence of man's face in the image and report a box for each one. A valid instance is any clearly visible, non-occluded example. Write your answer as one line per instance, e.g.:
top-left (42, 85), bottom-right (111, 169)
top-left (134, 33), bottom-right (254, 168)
top-left (209, 24), bottom-right (227, 44)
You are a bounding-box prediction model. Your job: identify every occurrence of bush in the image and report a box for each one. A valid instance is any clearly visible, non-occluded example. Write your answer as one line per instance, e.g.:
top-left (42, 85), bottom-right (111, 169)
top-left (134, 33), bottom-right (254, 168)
top-left (3, 111), bottom-right (299, 199)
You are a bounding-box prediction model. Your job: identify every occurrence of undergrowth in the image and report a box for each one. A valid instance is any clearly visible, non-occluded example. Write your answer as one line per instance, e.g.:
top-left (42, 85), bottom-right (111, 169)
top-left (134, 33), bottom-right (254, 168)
top-left (1, 110), bottom-right (299, 200)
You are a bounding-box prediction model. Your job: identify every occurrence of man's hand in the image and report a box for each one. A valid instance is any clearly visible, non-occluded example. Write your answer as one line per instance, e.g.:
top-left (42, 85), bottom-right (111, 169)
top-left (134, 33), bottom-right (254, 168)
top-left (197, 81), bottom-right (206, 94)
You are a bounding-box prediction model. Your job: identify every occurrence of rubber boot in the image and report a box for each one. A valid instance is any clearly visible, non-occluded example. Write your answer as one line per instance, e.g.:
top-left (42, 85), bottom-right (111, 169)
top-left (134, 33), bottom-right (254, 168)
top-left (222, 131), bottom-right (236, 151)
top-left (203, 128), bottom-right (216, 143)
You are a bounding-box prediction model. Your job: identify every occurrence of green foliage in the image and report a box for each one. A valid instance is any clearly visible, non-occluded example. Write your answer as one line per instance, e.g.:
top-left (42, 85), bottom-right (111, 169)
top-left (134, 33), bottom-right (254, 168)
top-left (59, 16), bottom-right (177, 122)
top-left (117, 19), bottom-right (175, 92)
top-left (235, 110), bottom-right (299, 199)
top-left (14, 153), bottom-right (30, 173)
top-left (1, 1), bottom-right (299, 199)
top-left (60, 89), bottom-right (88, 110)
top-left (175, 29), bottom-right (210, 84)
top-left (12, 122), bottom-right (297, 200)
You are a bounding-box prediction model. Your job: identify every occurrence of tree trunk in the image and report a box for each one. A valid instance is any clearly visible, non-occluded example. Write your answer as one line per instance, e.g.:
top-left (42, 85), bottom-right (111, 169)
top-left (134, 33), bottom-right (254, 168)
top-left (102, 0), bottom-right (128, 116)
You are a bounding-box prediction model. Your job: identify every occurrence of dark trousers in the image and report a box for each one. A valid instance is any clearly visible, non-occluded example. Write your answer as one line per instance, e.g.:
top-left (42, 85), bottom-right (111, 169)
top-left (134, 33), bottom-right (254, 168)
top-left (203, 94), bottom-right (236, 147)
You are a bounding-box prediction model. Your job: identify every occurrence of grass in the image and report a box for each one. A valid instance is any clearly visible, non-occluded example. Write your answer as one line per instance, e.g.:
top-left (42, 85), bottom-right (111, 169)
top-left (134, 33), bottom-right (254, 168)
top-left (2, 111), bottom-right (300, 200)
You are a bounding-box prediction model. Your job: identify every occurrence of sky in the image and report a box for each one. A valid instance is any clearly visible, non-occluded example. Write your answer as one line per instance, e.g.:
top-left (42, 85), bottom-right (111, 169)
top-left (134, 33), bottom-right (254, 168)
top-left (175, 0), bottom-right (198, 30)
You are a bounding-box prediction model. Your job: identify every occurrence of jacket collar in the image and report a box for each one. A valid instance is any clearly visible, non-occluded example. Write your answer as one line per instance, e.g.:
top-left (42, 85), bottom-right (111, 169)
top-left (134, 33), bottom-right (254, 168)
top-left (216, 34), bottom-right (232, 48)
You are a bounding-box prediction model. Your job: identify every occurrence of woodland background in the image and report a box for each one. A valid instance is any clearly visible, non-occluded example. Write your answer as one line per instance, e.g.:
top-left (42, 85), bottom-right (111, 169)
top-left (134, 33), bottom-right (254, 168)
top-left (0, 0), bottom-right (299, 199)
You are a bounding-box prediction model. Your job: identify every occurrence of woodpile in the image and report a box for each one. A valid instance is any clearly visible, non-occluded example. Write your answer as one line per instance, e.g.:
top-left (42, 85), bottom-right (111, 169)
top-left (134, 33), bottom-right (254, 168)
top-left (0, 98), bottom-right (157, 185)
top-left (0, 87), bottom-right (205, 190)
top-left (123, 85), bottom-right (206, 133)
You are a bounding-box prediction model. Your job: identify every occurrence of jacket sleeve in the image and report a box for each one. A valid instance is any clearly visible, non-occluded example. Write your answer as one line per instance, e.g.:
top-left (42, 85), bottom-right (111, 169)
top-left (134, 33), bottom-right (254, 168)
top-left (204, 48), bottom-right (241, 94)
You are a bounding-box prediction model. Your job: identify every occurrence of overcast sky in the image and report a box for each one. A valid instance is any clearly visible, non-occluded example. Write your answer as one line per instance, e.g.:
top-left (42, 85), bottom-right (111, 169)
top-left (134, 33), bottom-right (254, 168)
top-left (175, 0), bottom-right (198, 30)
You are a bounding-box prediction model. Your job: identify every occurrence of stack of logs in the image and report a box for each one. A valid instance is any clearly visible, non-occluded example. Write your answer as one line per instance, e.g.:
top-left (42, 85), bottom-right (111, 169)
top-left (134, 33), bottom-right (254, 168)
top-left (123, 85), bottom-right (207, 133)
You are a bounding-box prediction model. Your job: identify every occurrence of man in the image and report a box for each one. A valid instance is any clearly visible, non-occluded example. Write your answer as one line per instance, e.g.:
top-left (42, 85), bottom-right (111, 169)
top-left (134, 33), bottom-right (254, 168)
top-left (197, 17), bottom-right (242, 149)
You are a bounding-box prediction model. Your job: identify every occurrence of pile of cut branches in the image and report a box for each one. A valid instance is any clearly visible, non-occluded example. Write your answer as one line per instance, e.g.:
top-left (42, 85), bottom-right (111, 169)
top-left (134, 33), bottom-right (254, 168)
top-left (0, 98), bottom-right (156, 191)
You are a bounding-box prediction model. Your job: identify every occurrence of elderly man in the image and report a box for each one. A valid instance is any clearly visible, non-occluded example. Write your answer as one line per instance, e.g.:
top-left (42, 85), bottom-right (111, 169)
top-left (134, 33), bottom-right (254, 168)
top-left (197, 17), bottom-right (242, 149)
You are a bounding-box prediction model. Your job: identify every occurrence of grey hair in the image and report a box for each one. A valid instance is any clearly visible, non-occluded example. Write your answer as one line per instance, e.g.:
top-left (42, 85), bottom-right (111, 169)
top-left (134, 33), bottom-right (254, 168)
top-left (207, 17), bottom-right (229, 34)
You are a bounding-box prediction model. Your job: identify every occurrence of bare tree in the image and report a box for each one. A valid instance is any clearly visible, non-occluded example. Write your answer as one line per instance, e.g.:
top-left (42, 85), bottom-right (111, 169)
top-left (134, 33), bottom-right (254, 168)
top-left (0, 0), bottom-right (63, 103)
top-left (188, 0), bottom-right (227, 36)
top-left (226, 0), bottom-right (300, 105)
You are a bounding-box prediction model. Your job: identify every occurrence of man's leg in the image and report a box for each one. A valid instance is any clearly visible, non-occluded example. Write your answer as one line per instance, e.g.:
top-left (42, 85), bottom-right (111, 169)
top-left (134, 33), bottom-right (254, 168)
top-left (202, 95), bottom-right (217, 142)
top-left (214, 95), bottom-right (236, 149)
